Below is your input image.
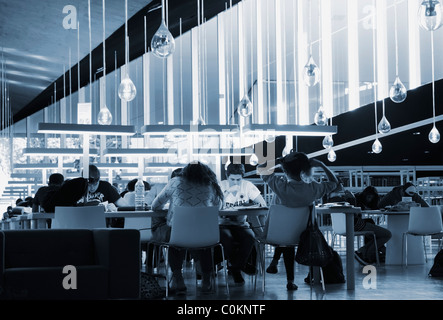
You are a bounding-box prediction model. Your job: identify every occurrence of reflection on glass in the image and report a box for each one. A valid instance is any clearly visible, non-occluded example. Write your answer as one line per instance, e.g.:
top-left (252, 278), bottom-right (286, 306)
top-left (418, 0), bottom-right (443, 31)
top-left (372, 138), bottom-right (382, 154)
top-left (249, 154), bottom-right (259, 166)
top-left (322, 135), bottom-right (334, 149)
top-left (303, 55), bottom-right (320, 87)
top-left (378, 116), bottom-right (391, 134)
top-left (237, 95), bottom-right (253, 117)
top-left (151, 20), bottom-right (176, 58)
top-left (429, 125), bottom-right (440, 143)
top-left (118, 77), bottom-right (137, 102)
top-left (327, 148), bottom-right (336, 162)
top-left (389, 76), bottom-right (407, 103)
top-left (265, 135), bottom-right (276, 143)
top-left (97, 106), bottom-right (113, 125)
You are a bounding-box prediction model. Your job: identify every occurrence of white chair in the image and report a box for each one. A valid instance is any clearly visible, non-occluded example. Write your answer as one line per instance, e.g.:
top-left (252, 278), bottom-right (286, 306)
top-left (153, 206), bottom-right (229, 298)
top-left (402, 206), bottom-right (443, 267)
top-left (330, 213), bottom-right (380, 266)
top-left (52, 206), bottom-right (106, 229)
top-left (255, 205), bottom-right (317, 293)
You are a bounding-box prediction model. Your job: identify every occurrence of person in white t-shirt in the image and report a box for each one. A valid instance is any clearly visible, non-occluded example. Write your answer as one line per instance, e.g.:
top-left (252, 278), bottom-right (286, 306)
top-left (219, 163), bottom-right (267, 284)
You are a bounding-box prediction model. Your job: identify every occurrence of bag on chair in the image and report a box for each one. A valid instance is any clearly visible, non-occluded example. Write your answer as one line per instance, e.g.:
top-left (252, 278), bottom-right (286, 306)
top-left (304, 248), bottom-right (345, 284)
top-left (429, 249), bottom-right (443, 278)
top-left (295, 209), bottom-right (333, 267)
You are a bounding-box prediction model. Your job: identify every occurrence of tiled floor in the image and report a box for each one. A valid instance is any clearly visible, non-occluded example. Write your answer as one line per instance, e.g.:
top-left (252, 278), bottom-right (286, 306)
top-left (144, 241), bottom-right (443, 301)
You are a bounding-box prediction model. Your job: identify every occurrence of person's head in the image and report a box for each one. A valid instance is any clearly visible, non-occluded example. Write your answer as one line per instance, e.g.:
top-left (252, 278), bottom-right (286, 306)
top-left (88, 164), bottom-right (101, 193)
top-left (170, 168), bottom-right (182, 179)
top-left (280, 152), bottom-right (313, 182)
top-left (225, 163), bottom-right (245, 187)
top-left (360, 186), bottom-right (379, 207)
top-left (126, 178), bottom-right (151, 192)
top-left (48, 173), bottom-right (64, 186)
top-left (16, 198), bottom-right (23, 206)
top-left (7, 206), bottom-right (12, 213)
top-left (402, 182), bottom-right (417, 197)
top-left (181, 161), bottom-right (223, 202)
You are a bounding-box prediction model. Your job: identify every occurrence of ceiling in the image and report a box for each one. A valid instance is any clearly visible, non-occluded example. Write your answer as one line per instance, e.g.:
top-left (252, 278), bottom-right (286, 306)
top-left (1, 0), bottom-right (443, 173)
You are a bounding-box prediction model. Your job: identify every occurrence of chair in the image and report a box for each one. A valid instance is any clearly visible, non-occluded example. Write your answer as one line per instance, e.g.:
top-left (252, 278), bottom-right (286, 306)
top-left (51, 206), bottom-right (106, 229)
top-left (330, 212), bottom-right (380, 266)
top-left (255, 204), bottom-right (314, 293)
top-left (402, 206), bottom-right (443, 267)
top-left (152, 206), bottom-right (229, 298)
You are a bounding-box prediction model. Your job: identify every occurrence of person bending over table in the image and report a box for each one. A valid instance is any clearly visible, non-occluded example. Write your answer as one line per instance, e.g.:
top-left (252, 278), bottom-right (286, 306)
top-left (258, 151), bottom-right (339, 291)
top-left (378, 182), bottom-right (429, 209)
top-left (219, 163), bottom-right (267, 285)
top-left (151, 161), bottom-right (223, 295)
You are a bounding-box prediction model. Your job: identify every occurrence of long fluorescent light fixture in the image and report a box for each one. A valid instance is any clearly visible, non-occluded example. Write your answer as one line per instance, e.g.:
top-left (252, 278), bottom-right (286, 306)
top-left (14, 163), bottom-right (59, 170)
top-left (141, 124), bottom-right (240, 136)
top-left (243, 124), bottom-right (337, 136)
top-left (192, 147), bottom-right (254, 156)
top-left (94, 163), bottom-right (138, 169)
top-left (103, 148), bottom-right (178, 157)
top-left (38, 123), bottom-right (136, 136)
top-left (23, 148), bottom-right (99, 156)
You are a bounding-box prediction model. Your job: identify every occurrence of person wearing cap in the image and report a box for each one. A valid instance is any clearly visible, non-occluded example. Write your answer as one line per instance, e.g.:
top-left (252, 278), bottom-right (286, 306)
top-left (32, 173), bottom-right (64, 213)
top-left (378, 182), bottom-right (429, 208)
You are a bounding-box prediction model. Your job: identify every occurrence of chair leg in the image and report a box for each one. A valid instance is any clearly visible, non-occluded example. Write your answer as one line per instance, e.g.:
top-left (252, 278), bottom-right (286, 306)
top-left (422, 236), bottom-right (428, 263)
top-left (162, 246), bottom-right (170, 298)
top-left (331, 233), bottom-right (336, 249)
top-left (372, 233), bottom-right (380, 267)
top-left (319, 267), bottom-right (325, 292)
top-left (401, 233), bottom-right (405, 267)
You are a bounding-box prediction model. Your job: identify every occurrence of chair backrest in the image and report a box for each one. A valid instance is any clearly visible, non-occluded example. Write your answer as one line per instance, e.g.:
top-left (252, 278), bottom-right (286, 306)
top-left (330, 213), bottom-right (347, 235)
top-left (168, 206), bottom-right (220, 248)
top-left (408, 206), bottom-right (443, 235)
top-left (124, 217), bottom-right (152, 242)
top-left (265, 205), bottom-right (311, 246)
top-left (52, 206), bottom-right (106, 229)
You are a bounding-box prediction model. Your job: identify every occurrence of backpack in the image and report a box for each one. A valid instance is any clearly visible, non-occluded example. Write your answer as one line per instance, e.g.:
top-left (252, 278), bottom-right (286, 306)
top-left (429, 249), bottom-right (443, 278)
top-left (304, 248), bottom-right (346, 284)
top-left (140, 272), bottom-right (165, 300)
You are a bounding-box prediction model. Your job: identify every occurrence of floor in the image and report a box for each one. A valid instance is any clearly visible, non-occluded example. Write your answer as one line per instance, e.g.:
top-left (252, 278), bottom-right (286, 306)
top-left (142, 238), bottom-right (443, 301)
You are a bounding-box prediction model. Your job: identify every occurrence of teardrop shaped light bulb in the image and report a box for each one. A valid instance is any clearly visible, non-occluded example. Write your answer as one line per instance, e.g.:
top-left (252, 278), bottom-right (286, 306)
top-left (372, 139), bottom-right (383, 154)
top-left (418, 0), bottom-right (443, 31)
top-left (378, 115), bottom-right (391, 134)
top-left (151, 20), bottom-right (176, 58)
top-left (237, 95), bottom-right (253, 117)
top-left (97, 106), bottom-right (113, 125)
top-left (303, 55), bottom-right (320, 87)
top-left (282, 146), bottom-right (292, 157)
top-left (389, 76), bottom-right (407, 103)
top-left (118, 77), bottom-right (137, 102)
top-left (327, 148), bottom-right (336, 162)
top-left (249, 154), bottom-right (259, 166)
top-left (322, 135), bottom-right (334, 149)
top-left (429, 126), bottom-right (440, 143)
top-left (314, 106), bottom-right (328, 126)
top-left (265, 135), bottom-right (276, 143)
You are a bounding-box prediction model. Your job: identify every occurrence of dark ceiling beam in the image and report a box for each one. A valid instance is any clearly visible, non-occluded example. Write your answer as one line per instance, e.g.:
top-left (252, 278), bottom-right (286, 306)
top-left (12, 0), bottom-right (241, 125)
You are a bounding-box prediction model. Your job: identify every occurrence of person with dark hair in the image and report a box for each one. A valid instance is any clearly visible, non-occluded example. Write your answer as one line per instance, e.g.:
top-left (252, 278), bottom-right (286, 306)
top-left (2, 206), bottom-right (12, 220)
top-left (378, 182), bottom-right (429, 208)
top-left (121, 178), bottom-right (151, 207)
top-left (32, 173), bottom-right (65, 213)
top-left (257, 151), bottom-right (339, 291)
top-left (219, 163), bottom-right (266, 285)
top-left (151, 162), bottom-right (223, 295)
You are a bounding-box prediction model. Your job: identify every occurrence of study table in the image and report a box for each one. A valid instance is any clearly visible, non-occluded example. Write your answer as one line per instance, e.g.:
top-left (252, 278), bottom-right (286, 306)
top-left (315, 204), bottom-right (362, 291)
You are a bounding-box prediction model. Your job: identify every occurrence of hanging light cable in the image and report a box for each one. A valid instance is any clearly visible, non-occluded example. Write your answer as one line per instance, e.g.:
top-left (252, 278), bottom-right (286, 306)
top-left (390, 0), bottom-right (407, 103)
top-left (371, 0), bottom-right (382, 154)
top-left (429, 29), bottom-right (440, 143)
top-left (151, 0), bottom-right (175, 58)
top-left (303, 0), bottom-right (320, 87)
top-left (315, 2), bottom-right (327, 126)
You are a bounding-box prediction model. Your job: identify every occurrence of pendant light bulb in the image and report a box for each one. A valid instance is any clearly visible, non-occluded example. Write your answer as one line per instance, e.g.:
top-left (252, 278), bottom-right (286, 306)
top-left (418, 0), bottom-right (443, 31)
top-left (378, 115), bottom-right (391, 134)
top-left (327, 148), bottom-right (336, 162)
top-left (429, 125), bottom-right (440, 143)
top-left (282, 145), bottom-right (292, 157)
top-left (372, 138), bottom-right (383, 154)
top-left (237, 95), bottom-right (253, 118)
top-left (314, 106), bottom-right (327, 126)
top-left (303, 55), bottom-right (320, 87)
top-left (249, 154), bottom-right (259, 166)
top-left (118, 77), bottom-right (137, 102)
top-left (265, 135), bottom-right (276, 143)
top-left (97, 106), bottom-right (113, 125)
top-left (151, 20), bottom-right (176, 58)
top-left (322, 135), bottom-right (334, 149)
top-left (389, 76), bottom-right (407, 103)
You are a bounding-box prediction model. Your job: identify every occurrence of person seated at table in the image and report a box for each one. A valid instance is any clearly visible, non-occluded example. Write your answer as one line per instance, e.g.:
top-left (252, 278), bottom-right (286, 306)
top-left (151, 161), bottom-right (223, 295)
top-left (2, 206), bottom-right (12, 220)
top-left (328, 185), bottom-right (392, 265)
top-left (77, 165), bottom-right (129, 227)
top-left (32, 173), bottom-right (64, 213)
top-left (258, 151), bottom-right (339, 290)
top-left (219, 163), bottom-right (267, 284)
top-left (378, 182), bottom-right (429, 209)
